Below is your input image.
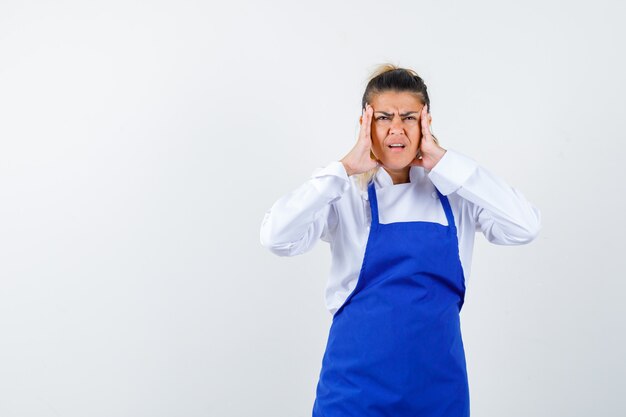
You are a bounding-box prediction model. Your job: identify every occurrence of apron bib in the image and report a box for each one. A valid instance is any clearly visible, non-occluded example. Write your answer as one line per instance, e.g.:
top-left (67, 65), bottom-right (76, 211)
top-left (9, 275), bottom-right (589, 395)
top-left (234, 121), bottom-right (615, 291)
top-left (312, 180), bottom-right (470, 417)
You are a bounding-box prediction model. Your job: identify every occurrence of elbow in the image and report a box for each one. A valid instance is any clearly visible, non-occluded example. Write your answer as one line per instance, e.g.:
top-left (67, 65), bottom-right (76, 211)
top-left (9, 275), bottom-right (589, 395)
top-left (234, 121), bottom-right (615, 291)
top-left (519, 221), bottom-right (541, 244)
top-left (509, 207), bottom-right (543, 244)
top-left (523, 208), bottom-right (543, 243)
top-left (259, 228), bottom-right (295, 257)
top-left (259, 209), bottom-right (321, 257)
top-left (513, 216), bottom-right (542, 244)
top-left (259, 216), bottom-right (300, 257)
top-left (486, 219), bottom-right (542, 245)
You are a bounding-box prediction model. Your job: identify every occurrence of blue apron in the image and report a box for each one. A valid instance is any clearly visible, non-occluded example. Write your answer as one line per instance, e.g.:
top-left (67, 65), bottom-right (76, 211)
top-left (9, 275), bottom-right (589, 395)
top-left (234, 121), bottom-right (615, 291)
top-left (312, 180), bottom-right (470, 417)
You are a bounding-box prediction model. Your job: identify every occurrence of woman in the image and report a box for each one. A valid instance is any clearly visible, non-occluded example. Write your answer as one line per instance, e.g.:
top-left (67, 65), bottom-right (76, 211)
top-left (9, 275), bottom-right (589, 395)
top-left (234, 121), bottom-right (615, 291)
top-left (259, 65), bottom-right (541, 417)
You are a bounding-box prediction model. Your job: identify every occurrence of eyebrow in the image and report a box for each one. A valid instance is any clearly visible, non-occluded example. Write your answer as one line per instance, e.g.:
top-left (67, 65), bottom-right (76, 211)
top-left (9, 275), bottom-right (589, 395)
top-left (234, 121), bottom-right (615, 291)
top-left (373, 111), bottom-right (419, 116)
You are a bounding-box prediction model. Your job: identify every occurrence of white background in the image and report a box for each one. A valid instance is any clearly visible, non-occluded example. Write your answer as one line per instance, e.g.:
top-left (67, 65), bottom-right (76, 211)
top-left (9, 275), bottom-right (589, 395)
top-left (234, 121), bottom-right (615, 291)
top-left (1, 0), bottom-right (624, 416)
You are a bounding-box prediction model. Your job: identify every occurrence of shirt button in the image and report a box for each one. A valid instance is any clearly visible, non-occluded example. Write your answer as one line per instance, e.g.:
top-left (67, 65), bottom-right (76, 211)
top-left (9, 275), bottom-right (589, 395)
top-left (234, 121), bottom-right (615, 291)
top-left (431, 191), bottom-right (438, 199)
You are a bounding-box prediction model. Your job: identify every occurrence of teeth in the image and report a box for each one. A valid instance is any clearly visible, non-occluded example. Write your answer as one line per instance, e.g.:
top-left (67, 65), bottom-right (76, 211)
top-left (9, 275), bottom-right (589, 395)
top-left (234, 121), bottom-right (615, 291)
top-left (389, 144), bottom-right (405, 147)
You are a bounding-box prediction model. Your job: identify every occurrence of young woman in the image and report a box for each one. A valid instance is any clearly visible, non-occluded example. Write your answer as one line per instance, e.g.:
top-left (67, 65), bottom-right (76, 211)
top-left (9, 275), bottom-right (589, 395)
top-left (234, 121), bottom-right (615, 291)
top-left (260, 64), bottom-right (541, 417)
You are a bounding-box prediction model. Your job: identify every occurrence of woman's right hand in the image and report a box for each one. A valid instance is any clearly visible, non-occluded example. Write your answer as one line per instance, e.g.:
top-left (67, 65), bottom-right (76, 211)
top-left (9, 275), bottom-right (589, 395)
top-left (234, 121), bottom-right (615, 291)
top-left (340, 103), bottom-right (381, 176)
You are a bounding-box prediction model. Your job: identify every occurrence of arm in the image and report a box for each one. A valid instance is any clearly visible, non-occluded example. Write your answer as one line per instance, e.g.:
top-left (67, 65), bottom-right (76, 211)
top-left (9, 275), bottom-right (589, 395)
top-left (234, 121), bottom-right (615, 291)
top-left (427, 149), bottom-right (542, 245)
top-left (259, 161), bottom-right (350, 256)
top-left (260, 102), bottom-right (381, 256)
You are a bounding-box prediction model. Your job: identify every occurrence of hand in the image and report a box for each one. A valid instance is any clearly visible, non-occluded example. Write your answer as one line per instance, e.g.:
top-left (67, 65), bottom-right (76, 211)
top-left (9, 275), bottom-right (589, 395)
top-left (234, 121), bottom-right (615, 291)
top-left (409, 104), bottom-right (446, 171)
top-left (340, 103), bottom-right (381, 176)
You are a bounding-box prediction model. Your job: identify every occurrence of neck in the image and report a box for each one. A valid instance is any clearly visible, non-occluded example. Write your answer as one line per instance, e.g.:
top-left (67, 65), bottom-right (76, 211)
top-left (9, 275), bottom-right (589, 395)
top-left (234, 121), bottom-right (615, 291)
top-left (384, 166), bottom-right (411, 184)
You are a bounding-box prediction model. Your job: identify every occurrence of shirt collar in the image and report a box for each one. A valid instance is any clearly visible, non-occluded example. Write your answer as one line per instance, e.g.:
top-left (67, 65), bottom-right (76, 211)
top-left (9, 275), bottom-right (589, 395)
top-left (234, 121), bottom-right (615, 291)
top-left (374, 165), bottom-right (425, 188)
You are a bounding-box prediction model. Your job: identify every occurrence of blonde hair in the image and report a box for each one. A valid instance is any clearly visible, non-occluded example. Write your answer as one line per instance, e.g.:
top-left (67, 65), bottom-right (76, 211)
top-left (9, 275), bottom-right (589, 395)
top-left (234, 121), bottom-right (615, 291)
top-left (354, 63), bottom-right (431, 192)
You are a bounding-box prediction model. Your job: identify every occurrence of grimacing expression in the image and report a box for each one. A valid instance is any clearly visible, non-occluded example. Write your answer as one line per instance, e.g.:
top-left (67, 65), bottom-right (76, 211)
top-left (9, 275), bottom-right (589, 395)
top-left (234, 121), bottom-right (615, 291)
top-left (362, 91), bottom-right (426, 170)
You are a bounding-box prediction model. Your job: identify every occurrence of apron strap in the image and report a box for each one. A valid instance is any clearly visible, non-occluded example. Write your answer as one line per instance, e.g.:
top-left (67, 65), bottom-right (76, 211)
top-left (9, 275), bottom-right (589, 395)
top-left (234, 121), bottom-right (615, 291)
top-left (435, 187), bottom-right (456, 230)
top-left (367, 181), bottom-right (380, 226)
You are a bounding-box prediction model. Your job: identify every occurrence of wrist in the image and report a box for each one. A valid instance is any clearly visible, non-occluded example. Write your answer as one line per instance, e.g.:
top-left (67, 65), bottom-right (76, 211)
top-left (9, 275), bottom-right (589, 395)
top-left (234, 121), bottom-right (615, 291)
top-left (340, 160), bottom-right (355, 176)
top-left (432, 147), bottom-right (447, 168)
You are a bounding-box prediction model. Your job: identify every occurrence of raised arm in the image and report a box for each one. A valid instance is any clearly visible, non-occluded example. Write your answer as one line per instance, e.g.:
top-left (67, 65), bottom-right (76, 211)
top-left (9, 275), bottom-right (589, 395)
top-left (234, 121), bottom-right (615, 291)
top-left (259, 162), bottom-right (349, 256)
top-left (427, 149), bottom-right (542, 245)
top-left (410, 104), bottom-right (541, 245)
top-left (261, 102), bottom-right (382, 256)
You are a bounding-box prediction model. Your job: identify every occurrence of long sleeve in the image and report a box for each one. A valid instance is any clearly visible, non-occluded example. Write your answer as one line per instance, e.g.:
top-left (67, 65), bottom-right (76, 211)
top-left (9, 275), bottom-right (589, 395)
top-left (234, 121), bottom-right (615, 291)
top-left (260, 161), bottom-right (351, 256)
top-left (427, 149), bottom-right (542, 245)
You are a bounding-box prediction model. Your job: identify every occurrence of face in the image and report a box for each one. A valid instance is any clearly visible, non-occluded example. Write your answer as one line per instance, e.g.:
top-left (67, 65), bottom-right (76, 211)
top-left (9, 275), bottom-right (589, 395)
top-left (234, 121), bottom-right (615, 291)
top-left (361, 91), bottom-right (427, 171)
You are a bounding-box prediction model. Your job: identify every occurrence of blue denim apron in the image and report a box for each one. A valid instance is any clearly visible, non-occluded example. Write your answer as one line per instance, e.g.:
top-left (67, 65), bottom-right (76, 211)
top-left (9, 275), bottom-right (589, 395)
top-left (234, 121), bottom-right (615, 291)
top-left (312, 180), bottom-right (470, 416)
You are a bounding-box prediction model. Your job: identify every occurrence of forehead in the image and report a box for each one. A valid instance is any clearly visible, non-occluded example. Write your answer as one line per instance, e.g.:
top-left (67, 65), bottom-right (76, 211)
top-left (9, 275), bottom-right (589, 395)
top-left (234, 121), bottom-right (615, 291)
top-left (370, 91), bottom-right (423, 110)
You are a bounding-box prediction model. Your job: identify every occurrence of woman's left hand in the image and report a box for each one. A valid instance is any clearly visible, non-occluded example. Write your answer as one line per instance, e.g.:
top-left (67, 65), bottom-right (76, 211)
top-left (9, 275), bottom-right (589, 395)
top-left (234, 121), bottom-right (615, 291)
top-left (409, 104), bottom-right (447, 171)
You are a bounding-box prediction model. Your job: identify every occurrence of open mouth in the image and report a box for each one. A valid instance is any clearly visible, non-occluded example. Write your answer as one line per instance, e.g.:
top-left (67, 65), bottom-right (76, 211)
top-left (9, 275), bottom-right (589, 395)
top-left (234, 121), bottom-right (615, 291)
top-left (388, 144), bottom-right (406, 151)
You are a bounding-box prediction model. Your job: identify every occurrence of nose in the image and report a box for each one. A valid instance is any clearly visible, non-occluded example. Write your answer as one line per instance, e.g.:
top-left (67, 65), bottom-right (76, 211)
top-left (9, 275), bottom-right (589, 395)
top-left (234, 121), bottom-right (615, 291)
top-left (390, 115), bottom-right (405, 134)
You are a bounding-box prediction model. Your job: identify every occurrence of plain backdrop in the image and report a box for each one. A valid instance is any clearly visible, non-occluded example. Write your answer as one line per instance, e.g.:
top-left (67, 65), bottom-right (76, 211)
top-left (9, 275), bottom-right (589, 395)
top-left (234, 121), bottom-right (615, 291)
top-left (1, 0), bottom-right (625, 416)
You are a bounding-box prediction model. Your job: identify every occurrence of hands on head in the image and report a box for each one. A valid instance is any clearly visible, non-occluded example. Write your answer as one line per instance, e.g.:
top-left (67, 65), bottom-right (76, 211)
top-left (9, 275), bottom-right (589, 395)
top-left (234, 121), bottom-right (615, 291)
top-left (408, 104), bottom-right (446, 171)
top-left (340, 103), bottom-right (380, 177)
top-left (340, 102), bottom-right (446, 177)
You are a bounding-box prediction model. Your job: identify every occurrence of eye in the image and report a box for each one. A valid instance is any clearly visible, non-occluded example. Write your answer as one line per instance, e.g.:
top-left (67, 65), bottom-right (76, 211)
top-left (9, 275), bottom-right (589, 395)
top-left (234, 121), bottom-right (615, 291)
top-left (404, 116), bottom-right (416, 120)
top-left (376, 116), bottom-right (388, 120)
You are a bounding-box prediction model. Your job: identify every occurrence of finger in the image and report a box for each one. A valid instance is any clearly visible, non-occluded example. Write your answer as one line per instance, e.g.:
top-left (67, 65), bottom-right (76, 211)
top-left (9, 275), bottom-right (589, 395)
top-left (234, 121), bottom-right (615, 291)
top-left (366, 103), bottom-right (372, 141)
top-left (360, 104), bottom-right (368, 137)
top-left (421, 104), bottom-right (430, 136)
top-left (359, 106), bottom-right (368, 143)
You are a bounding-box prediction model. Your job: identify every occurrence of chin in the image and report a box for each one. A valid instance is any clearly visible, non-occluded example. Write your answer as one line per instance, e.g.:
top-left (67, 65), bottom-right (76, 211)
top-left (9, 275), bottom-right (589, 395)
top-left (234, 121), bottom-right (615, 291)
top-left (381, 158), bottom-right (413, 170)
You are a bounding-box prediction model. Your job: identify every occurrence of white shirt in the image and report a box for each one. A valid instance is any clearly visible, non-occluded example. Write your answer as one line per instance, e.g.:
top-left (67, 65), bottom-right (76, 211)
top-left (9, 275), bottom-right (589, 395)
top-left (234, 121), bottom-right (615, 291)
top-left (260, 149), bottom-right (542, 316)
